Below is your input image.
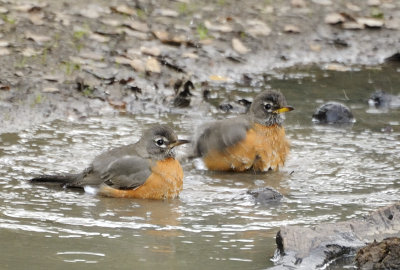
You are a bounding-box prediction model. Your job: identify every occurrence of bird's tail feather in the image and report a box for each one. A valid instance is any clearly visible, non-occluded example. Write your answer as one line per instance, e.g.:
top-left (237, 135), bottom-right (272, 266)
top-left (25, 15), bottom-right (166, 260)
top-left (30, 173), bottom-right (80, 184)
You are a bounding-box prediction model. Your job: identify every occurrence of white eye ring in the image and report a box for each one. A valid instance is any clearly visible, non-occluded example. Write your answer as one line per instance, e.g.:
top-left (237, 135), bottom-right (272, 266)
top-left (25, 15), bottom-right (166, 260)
top-left (154, 137), bottom-right (168, 148)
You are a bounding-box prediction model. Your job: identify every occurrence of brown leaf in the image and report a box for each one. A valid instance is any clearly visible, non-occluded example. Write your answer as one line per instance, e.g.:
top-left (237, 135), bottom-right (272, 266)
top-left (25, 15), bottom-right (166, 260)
top-left (325, 13), bottom-right (346, 24)
top-left (124, 20), bottom-right (149, 32)
top-left (130, 59), bottom-right (145, 72)
top-left (0, 48), bottom-right (11, 56)
top-left (0, 84), bottom-right (10, 91)
top-left (42, 87), bottom-right (60, 93)
top-left (25, 31), bottom-right (51, 45)
top-left (145, 57), bottom-right (161, 73)
top-left (140, 46), bottom-right (161, 57)
top-left (115, 56), bottom-right (133, 65)
top-left (325, 63), bottom-right (350, 72)
top-left (284, 24), bottom-right (301, 33)
top-left (110, 5), bottom-right (136, 15)
top-left (108, 99), bottom-right (126, 111)
top-left (89, 33), bottom-right (110, 43)
top-left (357, 17), bottom-right (384, 28)
top-left (291, 0), bottom-right (307, 8)
top-left (246, 19), bottom-right (271, 37)
top-left (28, 11), bottom-right (44, 25)
top-left (204, 20), bottom-right (233, 33)
top-left (232, 38), bottom-right (250, 54)
top-left (21, 47), bottom-right (40, 57)
top-left (342, 21), bottom-right (365, 30)
top-left (122, 28), bottom-right (149, 40)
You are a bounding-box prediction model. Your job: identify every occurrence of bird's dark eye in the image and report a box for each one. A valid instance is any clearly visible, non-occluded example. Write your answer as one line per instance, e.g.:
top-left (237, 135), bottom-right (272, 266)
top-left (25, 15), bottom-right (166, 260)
top-left (264, 103), bottom-right (272, 110)
top-left (156, 139), bottom-right (164, 146)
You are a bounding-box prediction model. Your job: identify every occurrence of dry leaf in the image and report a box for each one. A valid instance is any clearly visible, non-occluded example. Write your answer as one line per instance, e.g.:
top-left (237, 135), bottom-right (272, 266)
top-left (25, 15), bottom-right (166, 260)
top-left (145, 57), bottom-right (161, 73)
top-left (89, 33), bottom-right (110, 43)
top-left (0, 48), bottom-right (11, 56)
top-left (140, 46), bottom-right (161, 57)
top-left (29, 11), bottom-right (44, 25)
top-left (111, 5), bottom-right (136, 15)
top-left (108, 99), bottom-right (126, 111)
top-left (79, 51), bottom-right (104, 61)
top-left (130, 59), bottom-right (145, 72)
top-left (342, 21), bottom-right (365, 30)
top-left (246, 20), bottom-right (271, 37)
top-left (101, 19), bottom-right (122, 27)
top-left (291, 0), bottom-right (306, 8)
top-left (0, 40), bottom-right (9, 47)
top-left (0, 7), bottom-right (8, 14)
top-left (325, 63), bottom-right (350, 72)
top-left (42, 87), bottom-right (60, 93)
top-left (182, 52), bottom-right (198, 59)
top-left (153, 9), bottom-right (179, 17)
top-left (125, 21), bottom-right (149, 32)
top-left (115, 56), bottom-right (132, 65)
top-left (232, 38), bottom-right (250, 54)
top-left (122, 28), bottom-right (149, 40)
top-left (21, 47), bottom-right (40, 57)
top-left (357, 17), bottom-right (384, 28)
top-left (284, 24), bottom-right (301, 33)
top-left (309, 43), bottom-right (321, 52)
top-left (204, 20), bottom-right (233, 33)
top-left (209, 75), bottom-right (229, 81)
top-left (25, 31), bottom-right (51, 44)
top-left (325, 13), bottom-right (346, 24)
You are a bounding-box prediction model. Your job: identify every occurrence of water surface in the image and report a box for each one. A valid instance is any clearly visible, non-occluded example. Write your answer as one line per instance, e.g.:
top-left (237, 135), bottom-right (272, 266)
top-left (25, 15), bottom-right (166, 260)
top-left (1, 66), bottom-right (399, 269)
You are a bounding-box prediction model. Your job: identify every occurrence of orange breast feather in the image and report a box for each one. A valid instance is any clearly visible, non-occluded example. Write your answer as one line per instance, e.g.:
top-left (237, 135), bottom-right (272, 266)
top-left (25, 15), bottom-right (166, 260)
top-left (203, 123), bottom-right (289, 172)
top-left (99, 157), bottom-right (184, 199)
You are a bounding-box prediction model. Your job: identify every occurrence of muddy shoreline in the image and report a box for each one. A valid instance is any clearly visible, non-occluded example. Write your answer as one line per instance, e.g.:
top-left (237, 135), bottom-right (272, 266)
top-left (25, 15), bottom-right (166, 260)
top-left (0, 0), bottom-right (399, 132)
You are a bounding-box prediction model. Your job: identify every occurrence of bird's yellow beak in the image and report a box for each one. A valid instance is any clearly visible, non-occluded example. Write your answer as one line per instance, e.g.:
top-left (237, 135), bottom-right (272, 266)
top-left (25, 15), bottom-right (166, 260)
top-left (273, 106), bottom-right (294, 114)
top-left (169, 139), bottom-right (190, 148)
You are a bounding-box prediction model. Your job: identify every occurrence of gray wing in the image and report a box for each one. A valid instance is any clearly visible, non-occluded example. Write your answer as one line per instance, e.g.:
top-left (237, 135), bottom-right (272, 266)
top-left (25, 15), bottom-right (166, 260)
top-left (99, 156), bottom-right (151, 190)
top-left (195, 117), bottom-right (251, 157)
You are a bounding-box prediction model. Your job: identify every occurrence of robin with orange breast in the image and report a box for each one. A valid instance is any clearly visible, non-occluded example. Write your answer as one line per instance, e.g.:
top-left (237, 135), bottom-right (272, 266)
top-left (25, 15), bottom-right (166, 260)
top-left (193, 90), bottom-right (293, 172)
top-left (30, 125), bottom-right (189, 199)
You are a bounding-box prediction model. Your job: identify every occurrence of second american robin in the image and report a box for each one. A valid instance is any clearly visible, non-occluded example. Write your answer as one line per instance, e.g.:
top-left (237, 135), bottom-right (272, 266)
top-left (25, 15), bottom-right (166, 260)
top-left (193, 90), bottom-right (294, 172)
top-left (312, 102), bottom-right (355, 124)
top-left (30, 125), bottom-right (189, 199)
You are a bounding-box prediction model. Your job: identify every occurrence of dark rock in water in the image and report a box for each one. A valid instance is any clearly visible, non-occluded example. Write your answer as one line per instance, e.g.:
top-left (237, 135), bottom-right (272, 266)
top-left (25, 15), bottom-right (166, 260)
top-left (219, 103), bottom-right (233, 112)
top-left (312, 102), bottom-right (355, 124)
top-left (247, 187), bottom-right (283, 204)
top-left (271, 203), bottom-right (400, 269)
top-left (368, 90), bottom-right (400, 109)
top-left (356, 237), bottom-right (400, 270)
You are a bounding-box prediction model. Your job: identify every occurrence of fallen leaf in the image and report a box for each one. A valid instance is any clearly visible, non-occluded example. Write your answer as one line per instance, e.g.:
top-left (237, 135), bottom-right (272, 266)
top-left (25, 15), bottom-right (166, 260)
top-left (152, 30), bottom-right (188, 45)
top-left (284, 24), bottom-right (301, 33)
top-left (140, 46), bottom-right (161, 57)
top-left (246, 19), bottom-right (271, 37)
top-left (115, 56), bottom-right (132, 65)
top-left (0, 7), bottom-right (8, 14)
top-left (357, 17), bottom-right (384, 28)
top-left (79, 4), bottom-right (105, 19)
top-left (124, 20), bottom-right (149, 32)
top-left (25, 31), bottom-right (51, 45)
top-left (145, 57), bottom-right (161, 73)
top-left (0, 40), bottom-right (9, 47)
top-left (110, 5), bottom-right (136, 15)
top-left (204, 20), bottom-right (233, 33)
top-left (42, 87), bottom-right (60, 93)
top-left (0, 84), bottom-right (10, 91)
top-left (108, 99), bottom-right (126, 111)
top-left (28, 11), bottom-right (44, 25)
top-left (325, 63), bottom-right (350, 72)
top-left (232, 38), bottom-right (250, 54)
top-left (182, 52), bottom-right (198, 59)
top-left (0, 48), bottom-right (11, 56)
top-left (342, 21), bottom-right (365, 30)
top-left (209, 75), bottom-right (229, 81)
top-left (153, 9), bottom-right (179, 17)
top-left (89, 33), bottom-right (110, 43)
top-left (21, 47), bottom-right (40, 57)
top-left (325, 13), bottom-right (346, 24)
top-left (101, 18), bottom-right (122, 27)
top-left (122, 28), bottom-right (149, 40)
top-left (130, 59), bottom-right (145, 72)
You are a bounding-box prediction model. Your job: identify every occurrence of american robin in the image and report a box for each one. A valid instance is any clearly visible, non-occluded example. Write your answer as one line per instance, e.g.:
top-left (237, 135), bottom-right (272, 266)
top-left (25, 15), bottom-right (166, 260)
top-left (193, 90), bottom-right (293, 172)
top-left (368, 90), bottom-right (400, 109)
top-left (30, 125), bottom-right (189, 199)
top-left (312, 102), bottom-right (355, 124)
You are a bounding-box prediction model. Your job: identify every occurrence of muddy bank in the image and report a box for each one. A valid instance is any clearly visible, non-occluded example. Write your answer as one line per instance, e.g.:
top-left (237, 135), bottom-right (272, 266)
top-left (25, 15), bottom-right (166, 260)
top-left (272, 202), bottom-right (400, 269)
top-left (0, 0), bottom-right (399, 132)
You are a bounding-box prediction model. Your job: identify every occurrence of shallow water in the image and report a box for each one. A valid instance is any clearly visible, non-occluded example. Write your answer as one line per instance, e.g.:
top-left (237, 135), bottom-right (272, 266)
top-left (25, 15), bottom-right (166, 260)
top-left (1, 66), bottom-right (399, 269)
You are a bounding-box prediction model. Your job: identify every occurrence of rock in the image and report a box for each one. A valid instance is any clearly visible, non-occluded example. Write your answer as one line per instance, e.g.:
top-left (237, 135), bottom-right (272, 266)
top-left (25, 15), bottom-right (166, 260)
top-left (232, 38), bottom-right (250, 54)
top-left (272, 203), bottom-right (400, 269)
top-left (25, 31), bottom-right (51, 45)
top-left (0, 48), bottom-right (11, 56)
top-left (312, 102), bottom-right (355, 124)
top-left (355, 238), bottom-right (400, 270)
top-left (325, 63), bottom-right (350, 72)
top-left (173, 80), bottom-right (194, 108)
top-left (140, 46), bottom-right (161, 57)
top-left (342, 21), bottom-right (365, 30)
top-left (204, 20), bottom-right (233, 33)
top-left (153, 9), bottom-right (179, 18)
top-left (246, 19), bottom-right (271, 37)
top-left (21, 47), bottom-right (40, 57)
top-left (110, 5), bottom-right (136, 15)
top-left (357, 17), bottom-right (384, 28)
top-left (89, 33), bottom-right (110, 43)
top-left (130, 59), bottom-right (145, 73)
top-left (247, 187), bottom-right (283, 204)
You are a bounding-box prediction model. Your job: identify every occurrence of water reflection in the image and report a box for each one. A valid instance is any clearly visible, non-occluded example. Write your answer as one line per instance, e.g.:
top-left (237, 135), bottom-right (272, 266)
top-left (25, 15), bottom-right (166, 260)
top-left (0, 67), bottom-right (399, 269)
